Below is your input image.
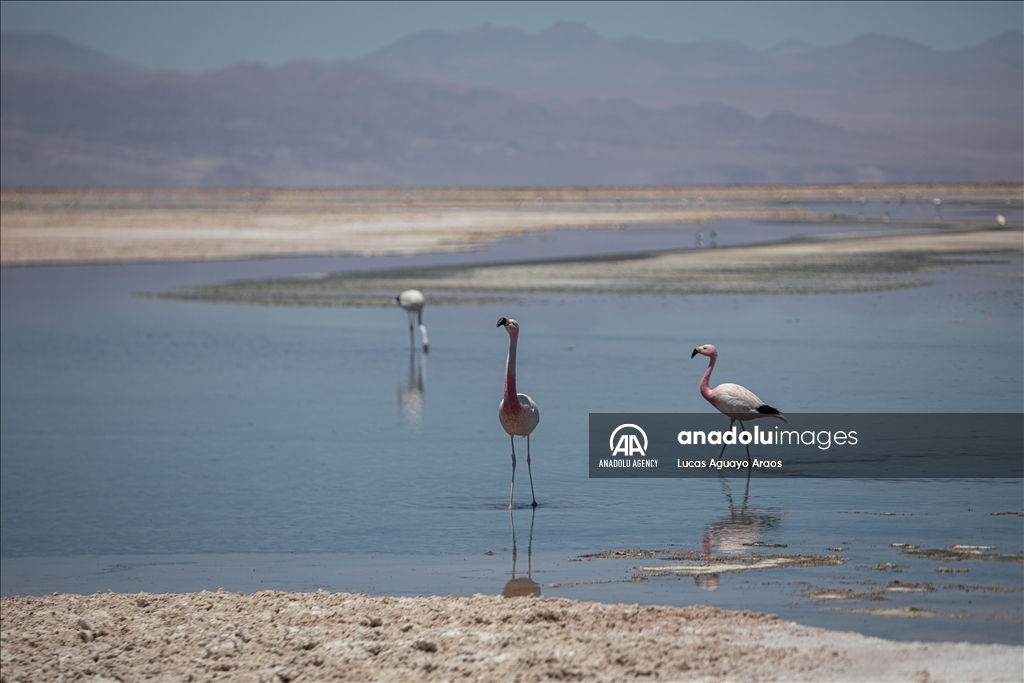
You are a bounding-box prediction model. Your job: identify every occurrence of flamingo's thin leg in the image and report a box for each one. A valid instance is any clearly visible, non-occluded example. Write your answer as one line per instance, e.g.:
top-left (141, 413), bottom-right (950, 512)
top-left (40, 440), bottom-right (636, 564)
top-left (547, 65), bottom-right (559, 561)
top-left (741, 421), bottom-right (752, 463)
top-left (718, 419), bottom-right (735, 459)
top-left (509, 434), bottom-right (517, 510)
top-left (526, 434), bottom-right (537, 507)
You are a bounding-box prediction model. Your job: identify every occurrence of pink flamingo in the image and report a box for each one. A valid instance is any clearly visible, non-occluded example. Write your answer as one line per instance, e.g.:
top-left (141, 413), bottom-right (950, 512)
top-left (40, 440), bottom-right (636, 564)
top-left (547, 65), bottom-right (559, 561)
top-left (498, 317), bottom-right (539, 509)
top-left (692, 344), bottom-right (788, 459)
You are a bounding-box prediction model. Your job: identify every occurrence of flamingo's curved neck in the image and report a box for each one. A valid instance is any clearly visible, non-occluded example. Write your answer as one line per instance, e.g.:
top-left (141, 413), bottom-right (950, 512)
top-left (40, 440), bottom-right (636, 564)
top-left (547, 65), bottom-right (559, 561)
top-left (504, 333), bottom-right (519, 403)
top-left (699, 352), bottom-right (717, 402)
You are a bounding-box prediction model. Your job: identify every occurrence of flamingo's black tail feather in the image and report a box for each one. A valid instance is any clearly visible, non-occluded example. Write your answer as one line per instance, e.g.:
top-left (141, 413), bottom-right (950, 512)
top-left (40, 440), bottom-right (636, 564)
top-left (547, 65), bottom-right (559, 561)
top-left (758, 404), bottom-right (789, 423)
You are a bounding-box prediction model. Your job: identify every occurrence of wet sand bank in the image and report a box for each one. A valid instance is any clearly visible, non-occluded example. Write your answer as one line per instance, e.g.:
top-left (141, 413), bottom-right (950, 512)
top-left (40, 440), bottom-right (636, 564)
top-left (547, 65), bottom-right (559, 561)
top-left (2, 590), bottom-right (1020, 682)
top-left (158, 227), bottom-right (1024, 305)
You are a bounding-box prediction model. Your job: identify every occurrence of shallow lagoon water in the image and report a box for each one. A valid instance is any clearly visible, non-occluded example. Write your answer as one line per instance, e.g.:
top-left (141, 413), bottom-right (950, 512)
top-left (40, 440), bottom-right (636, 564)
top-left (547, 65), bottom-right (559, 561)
top-left (2, 218), bottom-right (1022, 645)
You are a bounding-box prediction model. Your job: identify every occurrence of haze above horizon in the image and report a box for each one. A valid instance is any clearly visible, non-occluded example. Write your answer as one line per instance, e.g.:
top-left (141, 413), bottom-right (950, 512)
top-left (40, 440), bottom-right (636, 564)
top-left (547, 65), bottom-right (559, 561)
top-left (1, 0), bottom-right (1021, 73)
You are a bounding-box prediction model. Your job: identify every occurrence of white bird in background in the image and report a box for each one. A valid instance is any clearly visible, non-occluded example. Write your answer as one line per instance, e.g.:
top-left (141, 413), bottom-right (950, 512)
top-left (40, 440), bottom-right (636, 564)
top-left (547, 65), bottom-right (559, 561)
top-left (394, 289), bottom-right (429, 351)
top-left (692, 344), bottom-right (788, 459)
top-left (498, 317), bottom-right (539, 509)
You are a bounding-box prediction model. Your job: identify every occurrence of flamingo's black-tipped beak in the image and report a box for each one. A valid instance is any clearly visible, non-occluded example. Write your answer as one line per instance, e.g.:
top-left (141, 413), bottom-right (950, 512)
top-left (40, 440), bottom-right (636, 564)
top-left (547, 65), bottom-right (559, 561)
top-left (497, 317), bottom-right (508, 327)
top-left (691, 348), bottom-right (700, 358)
top-left (393, 297), bottom-right (400, 304)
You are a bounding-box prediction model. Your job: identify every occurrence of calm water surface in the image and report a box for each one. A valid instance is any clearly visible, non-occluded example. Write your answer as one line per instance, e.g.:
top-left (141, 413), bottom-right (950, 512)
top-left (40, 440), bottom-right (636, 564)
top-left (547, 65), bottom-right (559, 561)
top-left (2, 218), bottom-right (1022, 644)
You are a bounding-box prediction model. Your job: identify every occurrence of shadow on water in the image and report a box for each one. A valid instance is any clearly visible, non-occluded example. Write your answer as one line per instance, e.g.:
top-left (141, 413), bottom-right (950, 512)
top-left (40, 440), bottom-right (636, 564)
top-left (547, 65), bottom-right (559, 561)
top-left (502, 507), bottom-right (541, 598)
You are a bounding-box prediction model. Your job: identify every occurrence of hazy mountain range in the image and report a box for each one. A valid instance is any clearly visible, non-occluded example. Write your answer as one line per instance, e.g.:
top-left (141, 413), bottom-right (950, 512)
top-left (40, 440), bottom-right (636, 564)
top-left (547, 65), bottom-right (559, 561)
top-left (2, 25), bottom-right (1021, 187)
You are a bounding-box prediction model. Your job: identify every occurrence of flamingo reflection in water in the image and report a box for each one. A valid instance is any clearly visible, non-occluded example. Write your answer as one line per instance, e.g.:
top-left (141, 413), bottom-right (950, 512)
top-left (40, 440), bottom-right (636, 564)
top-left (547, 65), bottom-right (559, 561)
top-left (696, 476), bottom-right (784, 591)
top-left (398, 348), bottom-right (427, 428)
top-left (503, 507), bottom-right (540, 598)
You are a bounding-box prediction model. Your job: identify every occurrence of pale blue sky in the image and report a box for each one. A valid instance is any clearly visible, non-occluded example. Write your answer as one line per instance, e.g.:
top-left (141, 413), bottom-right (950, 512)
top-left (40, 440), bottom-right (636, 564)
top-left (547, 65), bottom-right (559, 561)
top-left (2, 1), bottom-right (1021, 72)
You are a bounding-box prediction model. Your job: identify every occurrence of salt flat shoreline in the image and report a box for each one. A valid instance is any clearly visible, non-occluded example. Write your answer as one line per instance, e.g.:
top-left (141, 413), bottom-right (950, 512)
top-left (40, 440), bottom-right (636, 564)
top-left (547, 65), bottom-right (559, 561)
top-left (2, 183), bottom-right (1019, 266)
top-left (2, 591), bottom-right (1020, 682)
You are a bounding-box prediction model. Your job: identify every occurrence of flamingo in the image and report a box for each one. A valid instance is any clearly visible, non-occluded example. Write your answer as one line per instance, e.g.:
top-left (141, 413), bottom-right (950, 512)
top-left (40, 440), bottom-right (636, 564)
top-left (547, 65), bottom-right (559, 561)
top-left (692, 344), bottom-right (788, 459)
top-left (394, 289), bottom-right (429, 351)
top-left (498, 317), bottom-right (539, 509)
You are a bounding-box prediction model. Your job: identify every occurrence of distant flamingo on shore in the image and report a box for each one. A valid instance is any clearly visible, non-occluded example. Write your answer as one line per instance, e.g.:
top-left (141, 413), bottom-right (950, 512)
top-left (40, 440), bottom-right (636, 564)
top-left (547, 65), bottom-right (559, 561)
top-left (394, 289), bottom-right (429, 351)
top-left (692, 344), bottom-right (788, 459)
top-left (498, 317), bottom-right (539, 509)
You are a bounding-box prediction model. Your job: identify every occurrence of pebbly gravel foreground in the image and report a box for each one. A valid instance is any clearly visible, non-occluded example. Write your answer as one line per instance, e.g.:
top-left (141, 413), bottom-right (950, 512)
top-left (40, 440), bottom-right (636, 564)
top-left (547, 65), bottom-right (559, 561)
top-left (1, 591), bottom-right (1020, 682)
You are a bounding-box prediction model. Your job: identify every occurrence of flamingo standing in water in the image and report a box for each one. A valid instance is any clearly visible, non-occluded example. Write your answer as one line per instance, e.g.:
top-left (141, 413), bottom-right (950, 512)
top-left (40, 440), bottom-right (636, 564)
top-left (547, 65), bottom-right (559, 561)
top-left (692, 344), bottom-right (788, 459)
top-left (498, 317), bottom-right (539, 509)
top-left (394, 289), bottom-right (429, 351)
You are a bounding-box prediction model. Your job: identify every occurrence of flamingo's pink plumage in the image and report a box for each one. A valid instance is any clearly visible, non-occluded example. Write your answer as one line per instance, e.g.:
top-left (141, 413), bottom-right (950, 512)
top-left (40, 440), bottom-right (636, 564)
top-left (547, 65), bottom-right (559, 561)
top-left (692, 344), bottom-right (788, 424)
top-left (692, 343), bottom-right (788, 463)
top-left (498, 317), bottom-right (539, 509)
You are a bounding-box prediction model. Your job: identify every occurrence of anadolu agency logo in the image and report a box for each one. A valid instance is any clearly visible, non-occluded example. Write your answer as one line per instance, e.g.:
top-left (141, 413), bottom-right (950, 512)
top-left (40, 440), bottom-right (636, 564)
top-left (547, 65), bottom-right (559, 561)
top-left (599, 424), bottom-right (659, 469)
top-left (610, 424), bottom-right (647, 456)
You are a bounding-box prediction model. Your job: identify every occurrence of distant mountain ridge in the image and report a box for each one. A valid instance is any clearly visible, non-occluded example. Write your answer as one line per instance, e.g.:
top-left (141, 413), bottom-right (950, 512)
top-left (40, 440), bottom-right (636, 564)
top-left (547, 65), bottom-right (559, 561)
top-left (1, 28), bottom-right (1021, 187)
top-left (0, 32), bottom-right (147, 81)
top-left (361, 23), bottom-right (1023, 82)
top-left (359, 23), bottom-right (1022, 122)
